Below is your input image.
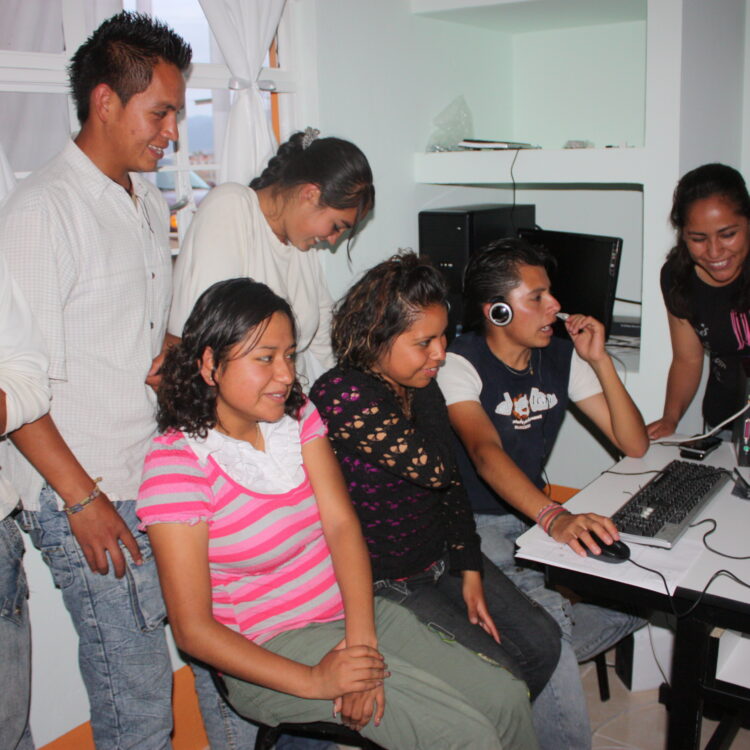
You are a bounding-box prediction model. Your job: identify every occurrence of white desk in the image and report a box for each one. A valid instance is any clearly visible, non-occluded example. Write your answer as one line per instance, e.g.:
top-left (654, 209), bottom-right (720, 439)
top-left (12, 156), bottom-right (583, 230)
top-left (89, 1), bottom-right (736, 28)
top-left (516, 441), bottom-right (750, 605)
top-left (515, 440), bottom-right (750, 750)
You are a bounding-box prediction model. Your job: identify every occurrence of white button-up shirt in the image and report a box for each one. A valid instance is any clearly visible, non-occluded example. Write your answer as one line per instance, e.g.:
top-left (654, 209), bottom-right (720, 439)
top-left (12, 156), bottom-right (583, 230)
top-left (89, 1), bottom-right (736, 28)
top-left (0, 140), bottom-right (171, 509)
top-left (0, 253), bottom-right (50, 518)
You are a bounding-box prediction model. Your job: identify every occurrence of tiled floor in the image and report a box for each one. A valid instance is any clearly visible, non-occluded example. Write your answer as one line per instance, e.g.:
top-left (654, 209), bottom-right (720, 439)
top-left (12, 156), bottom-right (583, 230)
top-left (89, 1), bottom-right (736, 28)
top-left (583, 655), bottom-right (750, 750)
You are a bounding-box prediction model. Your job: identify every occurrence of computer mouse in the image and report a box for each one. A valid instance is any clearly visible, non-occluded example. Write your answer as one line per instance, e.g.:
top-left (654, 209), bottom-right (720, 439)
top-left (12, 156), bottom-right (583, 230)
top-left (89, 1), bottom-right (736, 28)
top-left (586, 532), bottom-right (630, 563)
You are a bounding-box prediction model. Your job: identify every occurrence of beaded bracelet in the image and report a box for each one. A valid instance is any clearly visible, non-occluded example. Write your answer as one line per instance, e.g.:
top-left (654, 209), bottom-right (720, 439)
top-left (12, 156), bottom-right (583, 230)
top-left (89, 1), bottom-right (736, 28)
top-left (64, 478), bottom-right (103, 516)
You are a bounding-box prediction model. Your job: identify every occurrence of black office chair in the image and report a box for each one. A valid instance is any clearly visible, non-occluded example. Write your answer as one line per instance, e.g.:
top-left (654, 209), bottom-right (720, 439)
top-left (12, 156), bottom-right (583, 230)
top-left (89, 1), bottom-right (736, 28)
top-left (255, 721), bottom-right (382, 750)
top-left (593, 633), bottom-right (639, 702)
top-left (594, 651), bottom-right (611, 701)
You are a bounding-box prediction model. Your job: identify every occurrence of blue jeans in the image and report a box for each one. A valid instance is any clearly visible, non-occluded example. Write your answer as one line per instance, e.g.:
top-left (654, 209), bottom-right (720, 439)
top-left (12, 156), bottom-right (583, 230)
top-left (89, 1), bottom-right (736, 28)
top-left (475, 513), bottom-right (644, 658)
top-left (20, 488), bottom-right (172, 750)
top-left (374, 555), bottom-right (560, 700)
top-left (476, 513), bottom-right (645, 750)
top-left (0, 514), bottom-right (34, 750)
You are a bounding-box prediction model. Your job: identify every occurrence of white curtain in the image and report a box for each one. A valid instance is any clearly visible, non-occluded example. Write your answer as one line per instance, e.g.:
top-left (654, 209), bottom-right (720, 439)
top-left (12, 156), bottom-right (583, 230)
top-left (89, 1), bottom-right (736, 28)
top-left (0, 0), bottom-right (121, 174)
top-left (0, 142), bottom-right (17, 202)
top-left (199, 0), bottom-right (286, 186)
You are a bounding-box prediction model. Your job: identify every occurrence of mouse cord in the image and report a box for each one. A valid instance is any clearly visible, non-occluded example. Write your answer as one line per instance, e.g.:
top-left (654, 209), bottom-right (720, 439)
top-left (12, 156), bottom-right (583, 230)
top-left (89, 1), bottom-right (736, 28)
top-left (625, 557), bottom-right (750, 618)
top-left (690, 517), bottom-right (750, 560)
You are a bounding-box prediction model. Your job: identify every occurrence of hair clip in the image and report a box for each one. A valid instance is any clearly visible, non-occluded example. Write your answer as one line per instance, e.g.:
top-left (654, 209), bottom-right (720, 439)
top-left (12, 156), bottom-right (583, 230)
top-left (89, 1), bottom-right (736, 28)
top-left (302, 127), bottom-right (320, 150)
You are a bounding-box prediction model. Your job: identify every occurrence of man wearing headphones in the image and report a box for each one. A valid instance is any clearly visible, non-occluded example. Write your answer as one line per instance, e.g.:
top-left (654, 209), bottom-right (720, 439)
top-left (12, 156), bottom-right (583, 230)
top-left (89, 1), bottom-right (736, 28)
top-left (437, 238), bottom-right (648, 749)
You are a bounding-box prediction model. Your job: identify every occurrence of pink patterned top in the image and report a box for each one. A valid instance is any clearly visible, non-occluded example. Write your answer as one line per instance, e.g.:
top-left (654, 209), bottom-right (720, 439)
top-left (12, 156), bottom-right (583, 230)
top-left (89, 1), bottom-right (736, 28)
top-left (136, 402), bottom-right (345, 644)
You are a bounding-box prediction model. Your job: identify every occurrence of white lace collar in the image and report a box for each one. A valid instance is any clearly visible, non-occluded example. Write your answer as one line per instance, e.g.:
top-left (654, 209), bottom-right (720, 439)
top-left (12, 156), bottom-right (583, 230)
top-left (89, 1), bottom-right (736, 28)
top-left (186, 414), bottom-right (304, 494)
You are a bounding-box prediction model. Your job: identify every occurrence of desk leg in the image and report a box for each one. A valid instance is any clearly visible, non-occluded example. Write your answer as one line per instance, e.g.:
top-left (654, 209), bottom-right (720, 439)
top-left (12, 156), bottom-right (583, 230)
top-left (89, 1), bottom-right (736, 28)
top-left (667, 616), bottom-right (712, 750)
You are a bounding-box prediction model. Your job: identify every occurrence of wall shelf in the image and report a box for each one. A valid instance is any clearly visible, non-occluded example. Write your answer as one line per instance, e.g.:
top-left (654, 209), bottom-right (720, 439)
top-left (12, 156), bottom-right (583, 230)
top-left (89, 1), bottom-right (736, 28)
top-left (414, 147), bottom-right (646, 186)
top-left (410, 0), bottom-right (646, 34)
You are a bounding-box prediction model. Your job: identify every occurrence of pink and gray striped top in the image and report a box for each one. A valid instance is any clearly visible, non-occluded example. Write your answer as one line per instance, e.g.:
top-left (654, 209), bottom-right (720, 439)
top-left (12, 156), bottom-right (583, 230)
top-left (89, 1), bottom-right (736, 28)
top-left (137, 403), bottom-right (345, 645)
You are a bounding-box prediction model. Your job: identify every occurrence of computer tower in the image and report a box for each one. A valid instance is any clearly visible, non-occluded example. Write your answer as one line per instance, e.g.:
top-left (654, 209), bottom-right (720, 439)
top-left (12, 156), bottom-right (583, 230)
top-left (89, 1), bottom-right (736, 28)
top-left (419, 204), bottom-right (535, 339)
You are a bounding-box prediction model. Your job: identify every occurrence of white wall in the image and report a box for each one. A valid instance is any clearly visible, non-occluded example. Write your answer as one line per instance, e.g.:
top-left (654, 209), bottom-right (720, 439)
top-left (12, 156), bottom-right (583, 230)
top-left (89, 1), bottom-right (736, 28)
top-left (513, 20), bottom-right (646, 149)
top-left (302, 0), bottom-right (513, 297)
top-left (744, 0), bottom-right (750, 175)
top-left (679, 0), bottom-right (745, 173)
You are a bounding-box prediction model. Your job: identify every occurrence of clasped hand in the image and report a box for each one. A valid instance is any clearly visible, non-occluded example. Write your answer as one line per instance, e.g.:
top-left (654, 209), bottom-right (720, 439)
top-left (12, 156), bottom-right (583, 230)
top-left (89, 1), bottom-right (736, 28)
top-left (311, 640), bottom-right (388, 731)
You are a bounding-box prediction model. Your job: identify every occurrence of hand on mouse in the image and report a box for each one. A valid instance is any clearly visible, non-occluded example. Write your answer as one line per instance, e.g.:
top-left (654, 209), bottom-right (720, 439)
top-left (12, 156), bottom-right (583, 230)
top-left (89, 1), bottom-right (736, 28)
top-left (548, 511), bottom-right (619, 558)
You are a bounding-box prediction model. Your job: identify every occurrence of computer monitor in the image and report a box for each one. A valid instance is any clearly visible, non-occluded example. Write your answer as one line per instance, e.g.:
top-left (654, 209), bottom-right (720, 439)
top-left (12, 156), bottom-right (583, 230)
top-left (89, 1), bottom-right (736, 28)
top-left (518, 228), bottom-right (623, 339)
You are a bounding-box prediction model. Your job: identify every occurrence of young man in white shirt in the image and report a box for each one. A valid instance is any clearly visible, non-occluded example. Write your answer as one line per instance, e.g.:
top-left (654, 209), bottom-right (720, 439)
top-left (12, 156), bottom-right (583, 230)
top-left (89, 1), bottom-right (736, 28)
top-left (0, 12), bottom-right (192, 749)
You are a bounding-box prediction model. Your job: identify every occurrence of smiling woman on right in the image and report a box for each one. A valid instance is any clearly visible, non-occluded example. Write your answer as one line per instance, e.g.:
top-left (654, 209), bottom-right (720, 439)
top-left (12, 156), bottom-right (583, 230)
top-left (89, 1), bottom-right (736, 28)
top-left (647, 163), bottom-right (750, 439)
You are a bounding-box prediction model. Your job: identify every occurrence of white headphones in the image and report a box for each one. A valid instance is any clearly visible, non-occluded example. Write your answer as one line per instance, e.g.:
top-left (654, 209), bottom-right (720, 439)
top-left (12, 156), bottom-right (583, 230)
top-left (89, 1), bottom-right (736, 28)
top-left (488, 296), bottom-right (513, 327)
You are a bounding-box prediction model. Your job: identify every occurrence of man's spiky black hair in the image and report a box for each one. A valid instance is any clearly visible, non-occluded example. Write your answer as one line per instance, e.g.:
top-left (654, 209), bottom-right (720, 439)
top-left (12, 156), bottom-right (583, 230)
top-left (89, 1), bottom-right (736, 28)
top-left (68, 10), bottom-right (191, 124)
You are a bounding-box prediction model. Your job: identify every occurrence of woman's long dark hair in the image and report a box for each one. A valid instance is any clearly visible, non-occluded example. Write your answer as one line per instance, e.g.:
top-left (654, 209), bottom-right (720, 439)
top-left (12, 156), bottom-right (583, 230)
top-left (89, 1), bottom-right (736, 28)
top-left (665, 163), bottom-right (750, 318)
top-left (157, 278), bottom-right (305, 437)
top-left (331, 252), bottom-right (448, 371)
top-left (250, 131), bottom-right (375, 248)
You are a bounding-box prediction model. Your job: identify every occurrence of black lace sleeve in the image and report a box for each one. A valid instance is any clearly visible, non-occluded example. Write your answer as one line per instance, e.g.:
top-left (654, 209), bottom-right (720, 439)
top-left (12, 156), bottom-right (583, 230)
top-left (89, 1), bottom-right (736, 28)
top-left (414, 384), bottom-right (483, 574)
top-left (313, 369), bottom-right (452, 489)
top-left (313, 369), bottom-right (482, 573)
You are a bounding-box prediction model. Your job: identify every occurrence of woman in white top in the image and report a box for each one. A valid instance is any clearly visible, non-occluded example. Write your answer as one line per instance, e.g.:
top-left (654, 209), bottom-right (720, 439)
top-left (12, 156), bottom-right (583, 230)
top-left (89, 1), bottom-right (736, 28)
top-left (170, 129), bottom-right (375, 388)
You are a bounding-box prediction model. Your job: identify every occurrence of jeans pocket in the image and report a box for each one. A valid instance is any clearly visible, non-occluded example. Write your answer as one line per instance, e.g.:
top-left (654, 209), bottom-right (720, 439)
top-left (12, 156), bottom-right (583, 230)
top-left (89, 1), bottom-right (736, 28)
top-left (0, 520), bottom-right (29, 625)
top-left (41, 544), bottom-right (75, 590)
top-left (0, 578), bottom-right (28, 625)
top-left (124, 544), bottom-right (167, 633)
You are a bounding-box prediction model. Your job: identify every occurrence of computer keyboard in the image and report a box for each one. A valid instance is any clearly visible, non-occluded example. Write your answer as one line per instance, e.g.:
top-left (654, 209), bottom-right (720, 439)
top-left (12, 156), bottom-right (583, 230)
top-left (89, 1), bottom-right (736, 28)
top-left (612, 459), bottom-right (731, 548)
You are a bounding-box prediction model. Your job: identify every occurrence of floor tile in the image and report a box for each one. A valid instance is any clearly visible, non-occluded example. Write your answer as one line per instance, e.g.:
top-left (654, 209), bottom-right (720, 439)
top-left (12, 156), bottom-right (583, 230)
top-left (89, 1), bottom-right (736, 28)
top-left (583, 653), bottom-right (750, 750)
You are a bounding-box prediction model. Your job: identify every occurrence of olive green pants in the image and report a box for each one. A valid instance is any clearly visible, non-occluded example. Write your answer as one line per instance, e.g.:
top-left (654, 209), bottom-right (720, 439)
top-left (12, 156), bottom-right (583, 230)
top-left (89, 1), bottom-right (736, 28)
top-left (224, 598), bottom-right (538, 750)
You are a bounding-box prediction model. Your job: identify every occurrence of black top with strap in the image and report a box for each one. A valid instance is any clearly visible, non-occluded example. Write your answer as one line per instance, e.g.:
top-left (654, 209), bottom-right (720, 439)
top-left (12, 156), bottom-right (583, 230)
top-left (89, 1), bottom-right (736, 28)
top-left (661, 263), bottom-right (750, 426)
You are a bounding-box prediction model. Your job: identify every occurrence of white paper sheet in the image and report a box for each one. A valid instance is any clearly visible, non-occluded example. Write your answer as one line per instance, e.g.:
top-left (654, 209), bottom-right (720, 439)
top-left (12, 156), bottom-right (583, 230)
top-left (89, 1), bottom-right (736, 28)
top-left (516, 532), bottom-right (703, 596)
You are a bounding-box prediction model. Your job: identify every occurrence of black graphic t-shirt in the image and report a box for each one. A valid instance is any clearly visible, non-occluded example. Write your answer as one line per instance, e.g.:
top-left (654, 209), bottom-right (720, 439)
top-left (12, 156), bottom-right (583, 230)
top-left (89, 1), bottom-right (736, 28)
top-left (661, 264), bottom-right (750, 426)
top-left (445, 332), bottom-right (574, 515)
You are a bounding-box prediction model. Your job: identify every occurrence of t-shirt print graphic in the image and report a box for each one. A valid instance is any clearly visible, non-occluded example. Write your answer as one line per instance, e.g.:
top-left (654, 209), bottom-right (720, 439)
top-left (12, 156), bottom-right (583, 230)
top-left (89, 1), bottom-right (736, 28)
top-left (495, 387), bottom-right (559, 429)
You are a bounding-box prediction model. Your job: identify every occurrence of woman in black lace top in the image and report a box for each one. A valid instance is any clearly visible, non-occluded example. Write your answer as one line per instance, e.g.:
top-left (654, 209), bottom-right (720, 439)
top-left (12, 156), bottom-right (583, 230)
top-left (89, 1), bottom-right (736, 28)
top-left (310, 253), bottom-right (561, 708)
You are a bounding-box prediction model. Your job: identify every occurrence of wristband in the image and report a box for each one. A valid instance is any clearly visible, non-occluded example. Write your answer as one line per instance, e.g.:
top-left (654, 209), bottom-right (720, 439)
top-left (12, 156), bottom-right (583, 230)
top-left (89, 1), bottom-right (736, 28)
top-left (545, 509), bottom-right (572, 537)
top-left (64, 478), bottom-right (103, 516)
top-left (535, 502), bottom-right (561, 525)
top-left (540, 505), bottom-right (567, 534)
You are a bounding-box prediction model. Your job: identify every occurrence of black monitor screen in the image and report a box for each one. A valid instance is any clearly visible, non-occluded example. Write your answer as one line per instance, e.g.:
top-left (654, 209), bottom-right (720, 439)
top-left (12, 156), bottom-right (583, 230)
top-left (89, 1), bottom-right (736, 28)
top-left (518, 228), bottom-right (622, 339)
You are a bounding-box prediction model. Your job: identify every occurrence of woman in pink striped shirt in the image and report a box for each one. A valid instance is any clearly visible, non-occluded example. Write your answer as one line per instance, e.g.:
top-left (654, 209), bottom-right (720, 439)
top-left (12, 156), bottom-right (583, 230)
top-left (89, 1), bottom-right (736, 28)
top-left (137, 277), bottom-right (538, 750)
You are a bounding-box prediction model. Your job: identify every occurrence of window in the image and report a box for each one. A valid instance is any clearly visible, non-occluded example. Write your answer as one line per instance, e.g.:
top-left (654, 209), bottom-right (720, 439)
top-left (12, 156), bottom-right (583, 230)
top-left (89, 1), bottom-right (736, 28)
top-left (124, 0), bottom-right (290, 245)
top-left (0, 0), bottom-right (295, 248)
